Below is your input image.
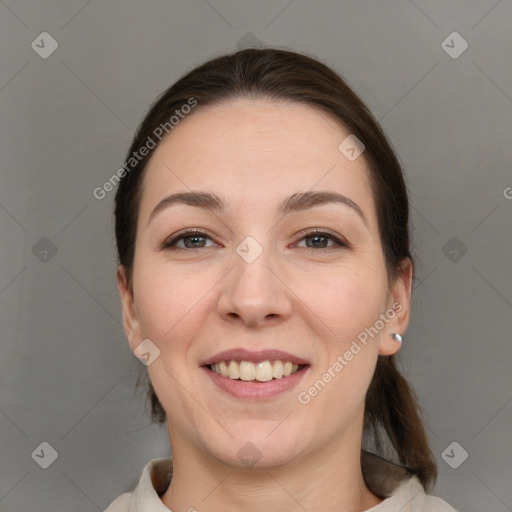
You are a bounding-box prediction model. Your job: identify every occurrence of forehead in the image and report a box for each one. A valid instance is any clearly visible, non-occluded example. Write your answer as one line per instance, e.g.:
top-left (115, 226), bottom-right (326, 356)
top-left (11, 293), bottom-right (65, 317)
top-left (138, 98), bottom-right (376, 226)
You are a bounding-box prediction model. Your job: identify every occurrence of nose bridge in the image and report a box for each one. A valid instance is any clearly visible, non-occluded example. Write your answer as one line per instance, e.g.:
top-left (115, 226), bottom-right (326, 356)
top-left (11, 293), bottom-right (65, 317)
top-left (218, 233), bottom-right (292, 326)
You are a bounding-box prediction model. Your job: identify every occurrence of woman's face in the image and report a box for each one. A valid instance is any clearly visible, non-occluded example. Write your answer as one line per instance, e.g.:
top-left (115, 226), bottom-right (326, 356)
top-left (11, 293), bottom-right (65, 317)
top-left (118, 98), bottom-right (411, 469)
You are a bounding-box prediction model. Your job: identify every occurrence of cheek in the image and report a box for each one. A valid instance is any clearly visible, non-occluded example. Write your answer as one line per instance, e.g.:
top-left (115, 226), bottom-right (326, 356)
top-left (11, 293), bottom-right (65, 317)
top-left (302, 263), bottom-right (388, 340)
top-left (133, 263), bottom-right (209, 346)
top-left (298, 269), bottom-right (383, 421)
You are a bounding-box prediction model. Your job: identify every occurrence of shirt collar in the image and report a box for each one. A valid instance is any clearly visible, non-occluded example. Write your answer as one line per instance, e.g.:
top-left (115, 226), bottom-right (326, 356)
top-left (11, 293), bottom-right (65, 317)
top-left (128, 451), bottom-right (416, 511)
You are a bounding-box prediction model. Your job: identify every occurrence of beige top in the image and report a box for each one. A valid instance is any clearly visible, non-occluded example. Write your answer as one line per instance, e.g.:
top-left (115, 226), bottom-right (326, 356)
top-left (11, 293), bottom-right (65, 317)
top-left (104, 452), bottom-right (458, 511)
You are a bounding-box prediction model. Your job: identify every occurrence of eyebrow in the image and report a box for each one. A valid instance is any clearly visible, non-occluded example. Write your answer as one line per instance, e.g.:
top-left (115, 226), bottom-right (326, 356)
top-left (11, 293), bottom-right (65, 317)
top-left (147, 190), bottom-right (367, 226)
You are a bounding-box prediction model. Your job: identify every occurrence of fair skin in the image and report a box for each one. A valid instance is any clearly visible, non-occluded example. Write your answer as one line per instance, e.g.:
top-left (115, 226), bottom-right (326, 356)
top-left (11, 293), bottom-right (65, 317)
top-left (117, 98), bottom-right (413, 512)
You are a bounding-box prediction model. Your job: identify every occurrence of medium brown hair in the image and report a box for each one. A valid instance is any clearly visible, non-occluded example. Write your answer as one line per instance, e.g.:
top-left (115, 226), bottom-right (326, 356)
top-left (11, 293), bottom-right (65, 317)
top-left (114, 48), bottom-right (437, 490)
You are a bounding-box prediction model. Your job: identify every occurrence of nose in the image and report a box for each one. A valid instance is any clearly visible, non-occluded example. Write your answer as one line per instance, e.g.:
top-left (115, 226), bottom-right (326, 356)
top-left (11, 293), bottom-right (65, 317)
top-left (217, 239), bottom-right (293, 328)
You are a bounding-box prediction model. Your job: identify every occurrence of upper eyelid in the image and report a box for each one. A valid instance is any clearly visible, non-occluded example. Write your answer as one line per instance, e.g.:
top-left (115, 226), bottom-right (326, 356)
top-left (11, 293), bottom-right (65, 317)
top-left (162, 229), bottom-right (216, 248)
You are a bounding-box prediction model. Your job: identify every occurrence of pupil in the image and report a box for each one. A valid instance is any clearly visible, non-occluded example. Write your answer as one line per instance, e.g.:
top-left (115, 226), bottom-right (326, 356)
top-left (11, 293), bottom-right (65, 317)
top-left (308, 235), bottom-right (326, 248)
top-left (186, 236), bottom-right (204, 248)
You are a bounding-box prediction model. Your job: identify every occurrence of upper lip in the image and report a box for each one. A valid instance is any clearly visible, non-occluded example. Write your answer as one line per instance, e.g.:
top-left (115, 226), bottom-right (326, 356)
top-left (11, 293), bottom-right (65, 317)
top-left (200, 348), bottom-right (310, 366)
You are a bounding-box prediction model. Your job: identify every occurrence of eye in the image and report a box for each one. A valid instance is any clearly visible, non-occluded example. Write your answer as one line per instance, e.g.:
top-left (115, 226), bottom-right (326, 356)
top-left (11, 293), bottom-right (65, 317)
top-left (161, 229), bottom-right (216, 251)
top-left (161, 228), bottom-right (350, 252)
top-left (295, 229), bottom-right (350, 252)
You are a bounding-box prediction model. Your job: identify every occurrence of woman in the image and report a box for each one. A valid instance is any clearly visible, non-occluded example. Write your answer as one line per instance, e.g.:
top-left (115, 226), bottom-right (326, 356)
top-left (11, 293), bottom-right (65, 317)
top-left (105, 48), bottom-right (458, 511)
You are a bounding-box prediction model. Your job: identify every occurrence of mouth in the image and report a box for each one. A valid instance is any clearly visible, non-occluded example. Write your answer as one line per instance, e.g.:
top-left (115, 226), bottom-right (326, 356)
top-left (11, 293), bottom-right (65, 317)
top-left (205, 360), bottom-right (308, 382)
top-left (199, 349), bottom-right (311, 399)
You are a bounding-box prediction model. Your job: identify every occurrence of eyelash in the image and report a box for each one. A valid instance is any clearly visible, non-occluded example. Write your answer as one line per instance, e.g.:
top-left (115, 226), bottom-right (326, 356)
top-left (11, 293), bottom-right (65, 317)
top-left (160, 228), bottom-right (350, 253)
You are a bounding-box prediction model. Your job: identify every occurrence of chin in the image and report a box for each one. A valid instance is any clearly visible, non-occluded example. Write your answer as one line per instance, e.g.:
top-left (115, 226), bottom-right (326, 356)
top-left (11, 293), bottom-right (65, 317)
top-left (203, 427), bottom-right (307, 471)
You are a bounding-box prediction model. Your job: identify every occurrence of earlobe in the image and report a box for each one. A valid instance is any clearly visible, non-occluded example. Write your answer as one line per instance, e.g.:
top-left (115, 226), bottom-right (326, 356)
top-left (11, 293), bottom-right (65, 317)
top-left (378, 258), bottom-right (413, 356)
top-left (116, 265), bottom-right (141, 352)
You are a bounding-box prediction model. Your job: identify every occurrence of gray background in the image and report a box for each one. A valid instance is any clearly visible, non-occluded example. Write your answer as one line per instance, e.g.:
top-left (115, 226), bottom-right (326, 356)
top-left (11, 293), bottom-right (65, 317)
top-left (1, 1), bottom-right (511, 510)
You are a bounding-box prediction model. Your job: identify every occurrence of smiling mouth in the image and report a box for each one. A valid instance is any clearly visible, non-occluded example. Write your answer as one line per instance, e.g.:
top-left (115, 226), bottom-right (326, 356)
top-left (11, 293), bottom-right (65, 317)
top-left (206, 360), bottom-right (309, 382)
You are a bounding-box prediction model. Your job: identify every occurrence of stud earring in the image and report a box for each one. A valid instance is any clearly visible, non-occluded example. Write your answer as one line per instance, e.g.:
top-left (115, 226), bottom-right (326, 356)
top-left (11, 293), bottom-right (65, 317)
top-left (391, 333), bottom-right (402, 343)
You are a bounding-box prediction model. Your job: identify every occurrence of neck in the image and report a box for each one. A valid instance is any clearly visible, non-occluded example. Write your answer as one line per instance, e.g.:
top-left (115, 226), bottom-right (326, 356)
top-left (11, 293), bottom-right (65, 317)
top-left (160, 427), bottom-right (382, 512)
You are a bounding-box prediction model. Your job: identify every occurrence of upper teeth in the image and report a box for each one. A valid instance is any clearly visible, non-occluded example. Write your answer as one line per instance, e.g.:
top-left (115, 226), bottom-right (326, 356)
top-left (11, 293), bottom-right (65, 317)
top-left (210, 360), bottom-right (300, 382)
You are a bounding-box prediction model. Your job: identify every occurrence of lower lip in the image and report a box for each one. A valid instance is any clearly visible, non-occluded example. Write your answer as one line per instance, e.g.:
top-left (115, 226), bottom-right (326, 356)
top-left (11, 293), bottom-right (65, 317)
top-left (202, 366), bottom-right (310, 399)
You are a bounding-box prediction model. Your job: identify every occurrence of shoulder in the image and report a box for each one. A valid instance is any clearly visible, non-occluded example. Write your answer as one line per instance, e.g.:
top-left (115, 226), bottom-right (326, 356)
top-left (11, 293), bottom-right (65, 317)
top-left (361, 451), bottom-right (459, 511)
top-left (103, 492), bottom-right (132, 512)
top-left (102, 457), bottom-right (173, 512)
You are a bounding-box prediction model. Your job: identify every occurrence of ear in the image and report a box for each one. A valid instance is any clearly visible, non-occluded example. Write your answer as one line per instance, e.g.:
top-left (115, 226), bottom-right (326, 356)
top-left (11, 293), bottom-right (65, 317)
top-left (378, 257), bottom-right (413, 356)
top-left (116, 265), bottom-right (142, 352)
